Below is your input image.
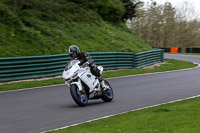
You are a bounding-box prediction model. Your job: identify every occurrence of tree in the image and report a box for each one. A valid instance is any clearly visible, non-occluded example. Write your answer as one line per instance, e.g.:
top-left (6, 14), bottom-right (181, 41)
top-left (122, 0), bottom-right (142, 22)
top-left (130, 0), bottom-right (200, 52)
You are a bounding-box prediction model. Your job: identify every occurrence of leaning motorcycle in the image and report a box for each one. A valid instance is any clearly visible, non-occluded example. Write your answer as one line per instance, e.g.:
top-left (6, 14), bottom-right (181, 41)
top-left (62, 60), bottom-right (114, 106)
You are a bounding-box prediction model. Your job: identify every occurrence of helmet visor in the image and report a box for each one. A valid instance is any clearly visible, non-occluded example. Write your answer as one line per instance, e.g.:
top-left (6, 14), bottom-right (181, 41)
top-left (70, 52), bottom-right (77, 58)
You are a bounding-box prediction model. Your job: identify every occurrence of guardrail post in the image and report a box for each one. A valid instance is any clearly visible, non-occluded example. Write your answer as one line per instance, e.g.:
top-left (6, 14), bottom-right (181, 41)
top-left (132, 53), bottom-right (136, 69)
top-left (161, 49), bottom-right (164, 62)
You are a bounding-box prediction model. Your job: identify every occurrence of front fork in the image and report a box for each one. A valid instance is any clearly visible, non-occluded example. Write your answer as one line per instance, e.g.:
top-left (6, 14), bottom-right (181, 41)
top-left (70, 79), bottom-right (83, 92)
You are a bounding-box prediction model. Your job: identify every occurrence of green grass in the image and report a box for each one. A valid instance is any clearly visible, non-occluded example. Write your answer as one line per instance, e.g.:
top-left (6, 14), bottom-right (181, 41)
top-left (0, 78), bottom-right (63, 92)
top-left (47, 96), bottom-right (200, 133)
top-left (0, 0), bottom-right (152, 57)
top-left (103, 59), bottom-right (197, 78)
top-left (0, 59), bottom-right (197, 92)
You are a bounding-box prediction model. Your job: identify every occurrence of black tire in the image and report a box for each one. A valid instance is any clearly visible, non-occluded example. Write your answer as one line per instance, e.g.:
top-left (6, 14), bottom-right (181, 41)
top-left (101, 80), bottom-right (114, 102)
top-left (70, 84), bottom-right (88, 107)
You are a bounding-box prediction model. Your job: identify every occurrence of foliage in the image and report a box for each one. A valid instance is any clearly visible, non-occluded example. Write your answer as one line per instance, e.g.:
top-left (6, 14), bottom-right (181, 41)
top-left (122, 0), bottom-right (142, 21)
top-left (67, 0), bottom-right (125, 23)
top-left (0, 0), bottom-right (152, 57)
top-left (131, 1), bottom-right (200, 52)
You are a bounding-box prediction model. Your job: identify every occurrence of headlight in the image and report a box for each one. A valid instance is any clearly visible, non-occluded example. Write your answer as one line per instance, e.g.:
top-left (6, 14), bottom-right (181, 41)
top-left (65, 66), bottom-right (72, 71)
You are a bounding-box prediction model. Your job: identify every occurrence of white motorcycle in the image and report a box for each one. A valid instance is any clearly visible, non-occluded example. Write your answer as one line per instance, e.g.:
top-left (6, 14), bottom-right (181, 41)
top-left (62, 60), bottom-right (114, 106)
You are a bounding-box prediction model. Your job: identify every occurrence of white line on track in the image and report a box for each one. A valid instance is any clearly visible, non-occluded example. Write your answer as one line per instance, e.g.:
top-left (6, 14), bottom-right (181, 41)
top-left (1, 62), bottom-right (200, 94)
top-left (42, 94), bottom-right (200, 133)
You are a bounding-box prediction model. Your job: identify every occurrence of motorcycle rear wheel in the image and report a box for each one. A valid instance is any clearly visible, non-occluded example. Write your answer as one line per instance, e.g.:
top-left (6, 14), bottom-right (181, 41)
top-left (70, 84), bottom-right (88, 107)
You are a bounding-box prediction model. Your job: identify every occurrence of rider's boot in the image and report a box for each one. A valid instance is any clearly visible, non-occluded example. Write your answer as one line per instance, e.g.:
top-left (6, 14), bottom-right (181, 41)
top-left (99, 77), bottom-right (106, 91)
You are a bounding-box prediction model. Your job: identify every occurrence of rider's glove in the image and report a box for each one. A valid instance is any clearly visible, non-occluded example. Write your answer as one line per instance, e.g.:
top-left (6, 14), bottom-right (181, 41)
top-left (82, 62), bottom-right (89, 68)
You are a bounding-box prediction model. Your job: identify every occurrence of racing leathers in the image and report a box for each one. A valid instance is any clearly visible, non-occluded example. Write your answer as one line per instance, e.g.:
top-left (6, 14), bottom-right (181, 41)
top-left (70, 51), bottom-right (106, 89)
top-left (77, 52), bottom-right (101, 77)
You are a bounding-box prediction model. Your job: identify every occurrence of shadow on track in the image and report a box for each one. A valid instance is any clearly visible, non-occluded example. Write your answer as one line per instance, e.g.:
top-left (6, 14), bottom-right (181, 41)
top-left (62, 100), bottom-right (114, 108)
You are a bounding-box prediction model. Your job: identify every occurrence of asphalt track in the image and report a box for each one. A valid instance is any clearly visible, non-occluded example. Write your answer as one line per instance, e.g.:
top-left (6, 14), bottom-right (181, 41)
top-left (1, 54), bottom-right (200, 133)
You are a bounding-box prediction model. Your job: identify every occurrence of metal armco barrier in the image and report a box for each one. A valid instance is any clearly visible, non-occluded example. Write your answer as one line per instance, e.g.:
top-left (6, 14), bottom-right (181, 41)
top-left (134, 50), bottom-right (163, 68)
top-left (0, 50), bottom-right (163, 82)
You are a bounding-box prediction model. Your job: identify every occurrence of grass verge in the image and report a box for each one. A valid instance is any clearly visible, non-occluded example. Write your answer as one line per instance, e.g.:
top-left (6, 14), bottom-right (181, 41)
top-left (47, 96), bottom-right (200, 133)
top-left (0, 59), bottom-right (197, 92)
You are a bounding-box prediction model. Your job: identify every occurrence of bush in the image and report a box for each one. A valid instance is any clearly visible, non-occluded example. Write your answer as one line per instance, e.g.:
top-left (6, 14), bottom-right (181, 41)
top-left (66, 0), bottom-right (125, 23)
top-left (0, 3), bottom-right (22, 27)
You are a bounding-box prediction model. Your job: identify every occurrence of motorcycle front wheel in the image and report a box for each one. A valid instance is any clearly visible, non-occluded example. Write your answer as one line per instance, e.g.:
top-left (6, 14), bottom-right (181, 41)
top-left (70, 84), bottom-right (88, 107)
top-left (101, 80), bottom-right (114, 102)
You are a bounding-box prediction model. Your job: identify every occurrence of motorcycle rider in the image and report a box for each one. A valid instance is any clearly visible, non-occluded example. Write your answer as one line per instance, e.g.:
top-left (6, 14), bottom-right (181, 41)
top-left (68, 45), bottom-right (106, 90)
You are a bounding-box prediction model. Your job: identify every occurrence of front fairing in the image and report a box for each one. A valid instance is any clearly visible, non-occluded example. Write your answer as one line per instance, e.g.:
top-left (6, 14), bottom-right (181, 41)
top-left (78, 68), bottom-right (100, 92)
top-left (62, 60), bottom-right (80, 80)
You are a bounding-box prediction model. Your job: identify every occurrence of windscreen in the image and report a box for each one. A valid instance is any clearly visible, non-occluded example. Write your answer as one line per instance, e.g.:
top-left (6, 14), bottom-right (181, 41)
top-left (65, 60), bottom-right (79, 71)
top-left (67, 60), bottom-right (79, 67)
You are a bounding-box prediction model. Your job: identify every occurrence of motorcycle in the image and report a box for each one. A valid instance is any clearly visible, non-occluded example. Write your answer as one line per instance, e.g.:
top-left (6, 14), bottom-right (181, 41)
top-left (62, 60), bottom-right (114, 106)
